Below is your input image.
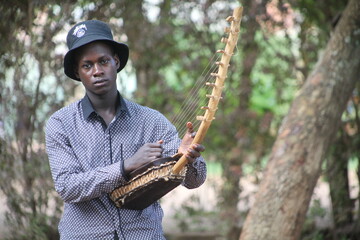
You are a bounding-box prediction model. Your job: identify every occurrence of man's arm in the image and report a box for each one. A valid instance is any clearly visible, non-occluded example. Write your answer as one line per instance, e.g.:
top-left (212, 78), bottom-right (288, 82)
top-left (45, 116), bottom-right (127, 203)
top-left (123, 140), bottom-right (163, 174)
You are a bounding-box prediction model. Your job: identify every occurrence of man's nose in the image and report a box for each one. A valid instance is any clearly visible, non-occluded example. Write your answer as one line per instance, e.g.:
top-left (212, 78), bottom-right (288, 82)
top-left (93, 63), bottom-right (104, 76)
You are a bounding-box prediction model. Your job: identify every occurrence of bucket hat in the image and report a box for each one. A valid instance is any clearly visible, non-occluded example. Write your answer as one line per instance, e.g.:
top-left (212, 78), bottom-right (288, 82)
top-left (64, 20), bottom-right (129, 81)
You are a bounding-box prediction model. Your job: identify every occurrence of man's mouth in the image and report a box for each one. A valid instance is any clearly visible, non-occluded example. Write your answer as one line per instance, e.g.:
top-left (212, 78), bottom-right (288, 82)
top-left (94, 79), bottom-right (108, 85)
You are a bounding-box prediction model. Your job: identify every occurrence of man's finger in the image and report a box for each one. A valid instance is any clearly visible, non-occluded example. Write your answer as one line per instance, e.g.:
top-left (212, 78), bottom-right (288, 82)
top-left (193, 144), bottom-right (205, 152)
top-left (186, 122), bottom-right (194, 133)
top-left (150, 147), bottom-right (163, 153)
top-left (187, 149), bottom-right (200, 158)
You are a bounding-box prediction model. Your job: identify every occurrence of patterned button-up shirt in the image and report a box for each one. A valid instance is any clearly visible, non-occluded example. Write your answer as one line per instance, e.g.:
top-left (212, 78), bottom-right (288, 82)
top-left (45, 93), bottom-right (207, 239)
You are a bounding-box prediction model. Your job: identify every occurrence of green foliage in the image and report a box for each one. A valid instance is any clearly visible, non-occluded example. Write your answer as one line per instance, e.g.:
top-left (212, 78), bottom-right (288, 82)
top-left (0, 0), bottom-right (357, 239)
top-left (0, 139), bottom-right (62, 239)
top-left (0, 1), bottom-right (80, 238)
top-left (251, 30), bottom-right (298, 117)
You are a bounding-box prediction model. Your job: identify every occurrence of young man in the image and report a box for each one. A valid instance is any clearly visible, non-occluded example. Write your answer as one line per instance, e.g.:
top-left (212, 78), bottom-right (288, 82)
top-left (45, 20), bottom-right (206, 239)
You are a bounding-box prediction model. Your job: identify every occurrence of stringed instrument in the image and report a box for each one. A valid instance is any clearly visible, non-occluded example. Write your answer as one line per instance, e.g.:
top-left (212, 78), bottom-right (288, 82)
top-left (110, 6), bottom-right (243, 210)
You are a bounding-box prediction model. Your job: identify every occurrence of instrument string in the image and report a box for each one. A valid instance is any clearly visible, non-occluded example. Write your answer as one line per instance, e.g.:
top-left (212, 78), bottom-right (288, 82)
top-left (172, 53), bottom-right (222, 137)
top-left (172, 56), bottom-right (215, 126)
top-left (174, 72), bottom-right (208, 126)
top-left (176, 55), bottom-right (220, 134)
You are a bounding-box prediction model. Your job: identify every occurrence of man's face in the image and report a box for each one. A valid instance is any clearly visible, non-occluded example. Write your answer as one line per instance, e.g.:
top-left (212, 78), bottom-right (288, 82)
top-left (75, 41), bottom-right (120, 96)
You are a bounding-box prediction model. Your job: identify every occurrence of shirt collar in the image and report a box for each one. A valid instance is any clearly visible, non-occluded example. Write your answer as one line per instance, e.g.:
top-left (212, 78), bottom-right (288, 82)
top-left (81, 92), bottom-right (130, 120)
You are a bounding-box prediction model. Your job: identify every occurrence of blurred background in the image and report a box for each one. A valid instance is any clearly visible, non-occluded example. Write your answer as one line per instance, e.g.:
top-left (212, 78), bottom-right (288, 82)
top-left (0, 0), bottom-right (358, 239)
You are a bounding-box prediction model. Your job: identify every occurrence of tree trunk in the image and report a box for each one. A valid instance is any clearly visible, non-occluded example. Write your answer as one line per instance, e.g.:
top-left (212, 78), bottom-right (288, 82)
top-left (239, 0), bottom-right (360, 239)
top-left (327, 129), bottom-right (353, 230)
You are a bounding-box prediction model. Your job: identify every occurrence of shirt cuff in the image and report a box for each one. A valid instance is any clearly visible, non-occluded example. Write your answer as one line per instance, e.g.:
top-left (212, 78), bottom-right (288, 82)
top-left (101, 161), bottom-right (127, 190)
top-left (120, 159), bottom-right (130, 182)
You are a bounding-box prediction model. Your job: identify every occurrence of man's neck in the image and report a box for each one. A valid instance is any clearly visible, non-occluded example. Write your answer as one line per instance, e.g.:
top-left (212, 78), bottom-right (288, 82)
top-left (87, 90), bottom-right (118, 125)
top-left (88, 90), bottom-right (117, 110)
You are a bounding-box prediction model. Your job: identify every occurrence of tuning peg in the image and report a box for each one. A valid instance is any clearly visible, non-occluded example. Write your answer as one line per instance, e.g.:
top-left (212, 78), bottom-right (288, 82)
top-left (206, 94), bottom-right (223, 100)
top-left (196, 116), bottom-right (215, 121)
top-left (216, 61), bottom-right (230, 67)
top-left (226, 16), bottom-right (235, 22)
top-left (217, 49), bottom-right (233, 56)
top-left (201, 106), bottom-right (218, 112)
top-left (221, 37), bottom-right (228, 43)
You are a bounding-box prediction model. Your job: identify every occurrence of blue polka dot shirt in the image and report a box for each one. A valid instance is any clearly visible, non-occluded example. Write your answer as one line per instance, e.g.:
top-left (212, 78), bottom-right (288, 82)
top-left (45, 93), bottom-right (207, 239)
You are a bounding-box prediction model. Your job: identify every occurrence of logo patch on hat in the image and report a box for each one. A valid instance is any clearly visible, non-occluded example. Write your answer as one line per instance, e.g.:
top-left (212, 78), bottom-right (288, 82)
top-left (73, 24), bottom-right (87, 38)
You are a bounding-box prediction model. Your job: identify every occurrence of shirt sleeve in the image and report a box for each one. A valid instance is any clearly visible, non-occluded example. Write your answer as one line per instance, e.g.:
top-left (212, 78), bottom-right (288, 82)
top-left (45, 115), bottom-right (128, 203)
top-left (183, 156), bottom-right (207, 189)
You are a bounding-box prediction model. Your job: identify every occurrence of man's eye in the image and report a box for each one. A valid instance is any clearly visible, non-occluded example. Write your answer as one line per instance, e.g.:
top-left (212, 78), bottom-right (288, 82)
top-left (82, 64), bottom-right (91, 69)
top-left (100, 59), bottom-right (109, 64)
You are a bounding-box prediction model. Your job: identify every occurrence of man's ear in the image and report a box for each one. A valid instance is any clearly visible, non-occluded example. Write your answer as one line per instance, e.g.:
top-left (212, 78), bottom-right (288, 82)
top-left (114, 54), bottom-right (120, 69)
top-left (74, 66), bottom-right (80, 79)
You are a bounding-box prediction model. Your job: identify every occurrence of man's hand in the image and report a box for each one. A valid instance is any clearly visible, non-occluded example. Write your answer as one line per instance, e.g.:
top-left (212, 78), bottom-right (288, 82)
top-left (178, 122), bottom-right (205, 164)
top-left (124, 140), bottom-right (163, 173)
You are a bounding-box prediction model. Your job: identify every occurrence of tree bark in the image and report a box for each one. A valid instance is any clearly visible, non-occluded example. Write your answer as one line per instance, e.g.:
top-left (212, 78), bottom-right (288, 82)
top-left (239, 0), bottom-right (360, 239)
